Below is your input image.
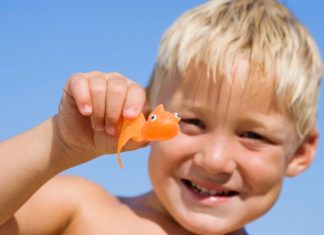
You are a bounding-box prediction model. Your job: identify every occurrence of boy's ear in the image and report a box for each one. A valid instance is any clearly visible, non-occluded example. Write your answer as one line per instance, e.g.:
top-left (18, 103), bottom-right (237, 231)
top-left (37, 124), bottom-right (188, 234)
top-left (285, 129), bottom-right (319, 177)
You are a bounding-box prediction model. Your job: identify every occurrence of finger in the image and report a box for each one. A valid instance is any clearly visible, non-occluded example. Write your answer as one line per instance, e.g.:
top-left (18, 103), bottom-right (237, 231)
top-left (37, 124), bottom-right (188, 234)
top-left (88, 75), bottom-right (107, 131)
top-left (105, 74), bottom-right (128, 135)
top-left (123, 83), bottom-right (147, 119)
top-left (67, 73), bottom-right (92, 116)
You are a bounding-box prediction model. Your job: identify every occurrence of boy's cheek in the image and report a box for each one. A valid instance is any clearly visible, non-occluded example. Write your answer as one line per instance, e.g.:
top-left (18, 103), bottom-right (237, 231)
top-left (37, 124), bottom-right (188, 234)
top-left (149, 140), bottom-right (186, 170)
top-left (149, 141), bottom-right (179, 162)
top-left (244, 158), bottom-right (285, 195)
top-left (150, 136), bottom-right (195, 158)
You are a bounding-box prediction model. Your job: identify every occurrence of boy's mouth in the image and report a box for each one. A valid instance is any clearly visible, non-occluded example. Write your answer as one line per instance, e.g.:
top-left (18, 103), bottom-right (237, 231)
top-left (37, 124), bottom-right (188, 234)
top-left (181, 179), bottom-right (239, 197)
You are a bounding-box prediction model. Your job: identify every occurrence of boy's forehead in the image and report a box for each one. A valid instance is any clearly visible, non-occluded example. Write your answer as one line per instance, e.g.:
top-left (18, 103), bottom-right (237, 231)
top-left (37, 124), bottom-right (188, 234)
top-left (173, 78), bottom-right (274, 112)
top-left (166, 60), bottom-right (277, 112)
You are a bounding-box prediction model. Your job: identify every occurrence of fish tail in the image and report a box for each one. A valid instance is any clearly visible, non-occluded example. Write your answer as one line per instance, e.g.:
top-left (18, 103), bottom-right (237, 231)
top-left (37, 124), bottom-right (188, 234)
top-left (117, 133), bottom-right (128, 169)
top-left (116, 114), bottom-right (145, 169)
top-left (117, 152), bottom-right (124, 169)
top-left (117, 119), bottom-right (133, 169)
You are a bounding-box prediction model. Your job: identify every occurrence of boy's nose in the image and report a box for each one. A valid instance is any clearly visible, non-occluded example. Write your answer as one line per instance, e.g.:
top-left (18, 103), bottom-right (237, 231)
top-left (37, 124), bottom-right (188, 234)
top-left (193, 137), bottom-right (237, 175)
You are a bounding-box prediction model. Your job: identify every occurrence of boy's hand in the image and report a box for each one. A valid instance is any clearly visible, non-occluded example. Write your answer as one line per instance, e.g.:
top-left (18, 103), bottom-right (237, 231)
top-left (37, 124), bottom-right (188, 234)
top-left (54, 71), bottom-right (148, 166)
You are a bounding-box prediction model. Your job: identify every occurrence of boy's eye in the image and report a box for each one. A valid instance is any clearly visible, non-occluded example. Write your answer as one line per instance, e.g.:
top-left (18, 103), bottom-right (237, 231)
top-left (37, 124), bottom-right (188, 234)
top-left (239, 131), bottom-right (267, 142)
top-left (180, 118), bottom-right (206, 135)
top-left (181, 119), bottom-right (205, 128)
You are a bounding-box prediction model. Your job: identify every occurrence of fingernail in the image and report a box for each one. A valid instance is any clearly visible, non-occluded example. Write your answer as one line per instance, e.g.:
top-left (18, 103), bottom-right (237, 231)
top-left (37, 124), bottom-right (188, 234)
top-left (106, 126), bottom-right (117, 136)
top-left (124, 107), bottom-right (137, 118)
top-left (82, 105), bottom-right (92, 115)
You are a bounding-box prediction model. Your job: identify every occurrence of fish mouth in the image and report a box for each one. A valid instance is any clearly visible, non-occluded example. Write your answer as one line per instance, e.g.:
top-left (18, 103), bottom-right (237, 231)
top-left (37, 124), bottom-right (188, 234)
top-left (181, 179), bottom-right (239, 197)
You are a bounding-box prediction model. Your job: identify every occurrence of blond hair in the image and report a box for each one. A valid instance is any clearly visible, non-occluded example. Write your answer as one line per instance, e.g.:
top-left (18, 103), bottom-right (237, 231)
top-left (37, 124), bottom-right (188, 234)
top-left (148, 0), bottom-right (323, 140)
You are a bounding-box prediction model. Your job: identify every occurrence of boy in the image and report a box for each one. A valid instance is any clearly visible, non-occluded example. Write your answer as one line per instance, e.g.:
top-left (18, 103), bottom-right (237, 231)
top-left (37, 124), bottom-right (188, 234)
top-left (0, 0), bottom-right (322, 234)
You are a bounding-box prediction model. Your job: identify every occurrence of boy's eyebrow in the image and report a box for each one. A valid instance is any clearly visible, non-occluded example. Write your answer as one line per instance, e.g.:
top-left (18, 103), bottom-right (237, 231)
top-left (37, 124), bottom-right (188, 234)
top-left (237, 114), bottom-right (290, 137)
top-left (177, 103), bottom-right (211, 117)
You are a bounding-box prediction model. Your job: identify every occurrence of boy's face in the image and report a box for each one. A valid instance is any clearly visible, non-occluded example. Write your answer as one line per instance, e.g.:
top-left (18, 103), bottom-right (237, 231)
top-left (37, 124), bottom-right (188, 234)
top-left (147, 60), bottom-right (313, 234)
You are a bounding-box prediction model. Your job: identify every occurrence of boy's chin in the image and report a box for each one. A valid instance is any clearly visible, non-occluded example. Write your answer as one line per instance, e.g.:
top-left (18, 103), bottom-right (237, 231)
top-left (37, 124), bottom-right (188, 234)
top-left (173, 209), bottom-right (246, 235)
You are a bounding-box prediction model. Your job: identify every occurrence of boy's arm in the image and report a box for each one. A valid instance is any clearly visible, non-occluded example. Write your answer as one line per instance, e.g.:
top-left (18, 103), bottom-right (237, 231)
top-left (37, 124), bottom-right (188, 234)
top-left (0, 118), bottom-right (70, 225)
top-left (0, 72), bottom-right (147, 232)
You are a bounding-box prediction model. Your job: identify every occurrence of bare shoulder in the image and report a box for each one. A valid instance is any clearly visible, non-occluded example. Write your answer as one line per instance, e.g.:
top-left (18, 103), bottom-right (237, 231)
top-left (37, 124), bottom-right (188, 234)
top-left (41, 175), bottom-right (121, 219)
top-left (49, 175), bottom-right (118, 203)
top-left (59, 177), bottom-right (172, 235)
top-left (50, 177), bottom-right (185, 235)
top-left (31, 175), bottom-right (119, 211)
top-left (53, 175), bottom-right (137, 235)
top-left (1, 175), bottom-right (119, 235)
top-left (2, 176), bottom-right (173, 235)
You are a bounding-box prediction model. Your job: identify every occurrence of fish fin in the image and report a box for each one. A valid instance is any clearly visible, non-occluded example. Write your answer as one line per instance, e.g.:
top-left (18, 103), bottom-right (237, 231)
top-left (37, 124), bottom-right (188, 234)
top-left (155, 104), bottom-right (165, 113)
top-left (117, 113), bottom-right (146, 168)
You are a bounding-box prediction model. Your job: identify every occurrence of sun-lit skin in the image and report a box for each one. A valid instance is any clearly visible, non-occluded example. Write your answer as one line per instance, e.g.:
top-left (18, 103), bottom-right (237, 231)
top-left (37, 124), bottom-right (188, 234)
top-left (144, 59), bottom-right (302, 235)
top-left (0, 60), bottom-right (318, 235)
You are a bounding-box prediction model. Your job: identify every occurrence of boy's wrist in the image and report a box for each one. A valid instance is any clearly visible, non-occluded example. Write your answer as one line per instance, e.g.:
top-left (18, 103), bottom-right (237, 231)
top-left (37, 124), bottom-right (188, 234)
top-left (50, 116), bottom-right (97, 171)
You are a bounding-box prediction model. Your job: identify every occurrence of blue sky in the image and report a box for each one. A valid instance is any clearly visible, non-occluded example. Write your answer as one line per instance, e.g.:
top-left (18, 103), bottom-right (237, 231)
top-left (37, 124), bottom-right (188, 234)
top-left (0, 1), bottom-right (323, 234)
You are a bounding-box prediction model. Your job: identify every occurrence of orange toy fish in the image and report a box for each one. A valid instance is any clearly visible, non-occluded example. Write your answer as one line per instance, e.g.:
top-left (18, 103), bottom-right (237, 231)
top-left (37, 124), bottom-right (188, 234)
top-left (117, 104), bottom-right (181, 168)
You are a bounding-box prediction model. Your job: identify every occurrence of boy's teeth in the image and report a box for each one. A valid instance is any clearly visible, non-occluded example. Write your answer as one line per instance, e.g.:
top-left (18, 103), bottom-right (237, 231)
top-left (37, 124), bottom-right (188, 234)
top-left (191, 182), bottom-right (228, 196)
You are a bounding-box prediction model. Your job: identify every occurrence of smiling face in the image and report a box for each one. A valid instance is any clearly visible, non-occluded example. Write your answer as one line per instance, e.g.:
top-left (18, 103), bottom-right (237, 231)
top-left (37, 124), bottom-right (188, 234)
top-left (147, 59), bottom-right (316, 234)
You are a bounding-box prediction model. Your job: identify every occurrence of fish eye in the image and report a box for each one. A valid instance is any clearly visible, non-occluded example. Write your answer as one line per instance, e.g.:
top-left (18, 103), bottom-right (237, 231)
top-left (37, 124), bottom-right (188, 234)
top-left (174, 113), bottom-right (181, 120)
top-left (149, 114), bottom-right (157, 121)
